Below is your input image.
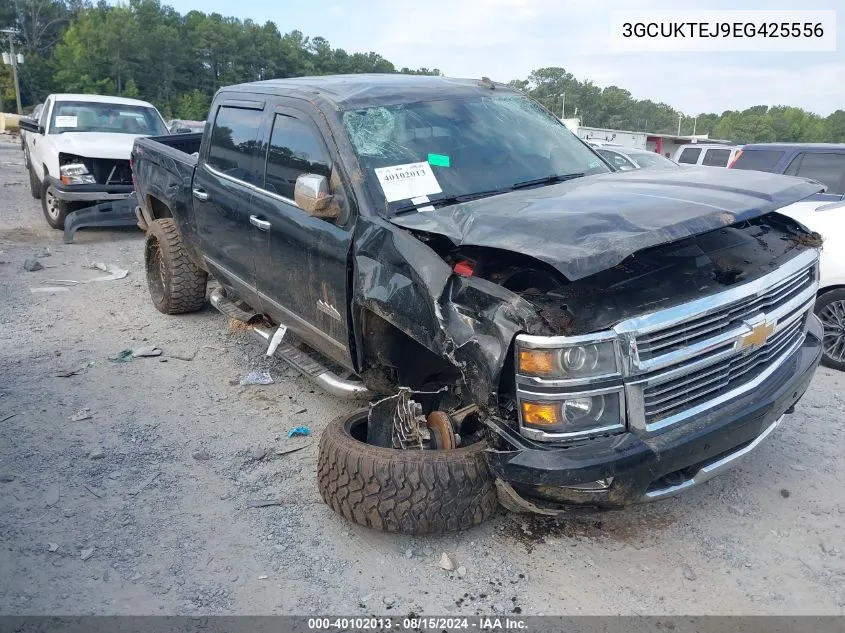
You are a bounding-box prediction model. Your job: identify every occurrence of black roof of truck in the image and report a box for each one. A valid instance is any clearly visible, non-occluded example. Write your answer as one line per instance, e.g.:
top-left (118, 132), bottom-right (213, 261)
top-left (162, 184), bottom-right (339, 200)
top-left (219, 74), bottom-right (514, 110)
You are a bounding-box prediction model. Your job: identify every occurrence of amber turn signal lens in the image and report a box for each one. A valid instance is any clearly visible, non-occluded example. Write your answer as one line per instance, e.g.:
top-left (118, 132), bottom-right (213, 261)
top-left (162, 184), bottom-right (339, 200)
top-left (521, 402), bottom-right (561, 426)
top-left (518, 349), bottom-right (556, 376)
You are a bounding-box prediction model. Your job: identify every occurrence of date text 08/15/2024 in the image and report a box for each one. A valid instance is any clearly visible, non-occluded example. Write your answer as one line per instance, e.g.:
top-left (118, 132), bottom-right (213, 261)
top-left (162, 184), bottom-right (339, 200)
top-left (306, 616), bottom-right (528, 630)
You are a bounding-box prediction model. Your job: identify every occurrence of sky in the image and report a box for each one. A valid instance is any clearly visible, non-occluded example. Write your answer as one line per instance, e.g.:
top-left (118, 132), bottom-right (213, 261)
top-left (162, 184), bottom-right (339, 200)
top-left (163, 0), bottom-right (844, 117)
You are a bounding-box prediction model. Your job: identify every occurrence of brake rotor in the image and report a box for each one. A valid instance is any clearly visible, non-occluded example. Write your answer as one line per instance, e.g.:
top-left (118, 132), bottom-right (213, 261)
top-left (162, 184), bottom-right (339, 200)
top-left (426, 411), bottom-right (458, 450)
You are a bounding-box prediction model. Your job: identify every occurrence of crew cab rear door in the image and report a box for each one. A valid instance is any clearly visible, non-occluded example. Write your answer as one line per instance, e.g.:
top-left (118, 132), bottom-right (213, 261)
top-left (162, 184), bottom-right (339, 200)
top-left (192, 99), bottom-right (265, 308)
top-left (248, 101), bottom-right (355, 371)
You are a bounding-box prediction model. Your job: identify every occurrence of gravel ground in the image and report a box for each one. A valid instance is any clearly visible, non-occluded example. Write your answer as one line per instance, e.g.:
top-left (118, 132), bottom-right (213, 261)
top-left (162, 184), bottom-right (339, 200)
top-left (1, 137), bottom-right (844, 616)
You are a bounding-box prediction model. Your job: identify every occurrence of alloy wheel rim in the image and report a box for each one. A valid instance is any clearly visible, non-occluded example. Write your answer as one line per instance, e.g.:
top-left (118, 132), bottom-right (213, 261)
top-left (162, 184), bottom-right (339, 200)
top-left (45, 190), bottom-right (60, 219)
top-left (818, 299), bottom-right (845, 363)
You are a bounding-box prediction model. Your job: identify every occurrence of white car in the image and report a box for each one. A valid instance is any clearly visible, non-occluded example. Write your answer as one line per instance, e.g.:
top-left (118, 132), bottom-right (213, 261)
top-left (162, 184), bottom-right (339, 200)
top-left (779, 199), bottom-right (845, 370)
top-left (19, 93), bottom-right (169, 229)
top-left (594, 146), bottom-right (681, 171)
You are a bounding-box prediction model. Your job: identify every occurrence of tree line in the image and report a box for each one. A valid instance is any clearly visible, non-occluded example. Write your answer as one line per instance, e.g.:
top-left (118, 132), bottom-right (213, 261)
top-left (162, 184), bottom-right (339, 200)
top-left (2, 0), bottom-right (843, 144)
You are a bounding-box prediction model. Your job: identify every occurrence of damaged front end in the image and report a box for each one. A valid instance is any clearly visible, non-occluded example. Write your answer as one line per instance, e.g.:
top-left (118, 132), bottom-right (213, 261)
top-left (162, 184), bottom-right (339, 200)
top-left (352, 208), bottom-right (824, 511)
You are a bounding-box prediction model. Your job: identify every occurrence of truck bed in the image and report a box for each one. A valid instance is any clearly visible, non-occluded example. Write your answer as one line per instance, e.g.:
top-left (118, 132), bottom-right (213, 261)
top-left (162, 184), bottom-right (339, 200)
top-left (144, 132), bottom-right (203, 157)
top-left (131, 133), bottom-right (202, 240)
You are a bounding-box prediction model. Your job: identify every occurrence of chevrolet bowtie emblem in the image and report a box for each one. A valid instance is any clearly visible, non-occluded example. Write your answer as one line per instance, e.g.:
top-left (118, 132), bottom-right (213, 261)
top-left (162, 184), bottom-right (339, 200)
top-left (740, 320), bottom-right (776, 351)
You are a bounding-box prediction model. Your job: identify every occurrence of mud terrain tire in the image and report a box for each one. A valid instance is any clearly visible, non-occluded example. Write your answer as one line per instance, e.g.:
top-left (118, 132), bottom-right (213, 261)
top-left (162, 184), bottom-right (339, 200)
top-left (317, 408), bottom-right (499, 534)
top-left (145, 218), bottom-right (207, 314)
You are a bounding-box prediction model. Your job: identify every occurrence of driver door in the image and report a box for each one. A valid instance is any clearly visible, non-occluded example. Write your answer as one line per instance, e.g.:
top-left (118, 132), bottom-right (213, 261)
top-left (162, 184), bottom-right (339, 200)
top-left (248, 103), bottom-right (355, 370)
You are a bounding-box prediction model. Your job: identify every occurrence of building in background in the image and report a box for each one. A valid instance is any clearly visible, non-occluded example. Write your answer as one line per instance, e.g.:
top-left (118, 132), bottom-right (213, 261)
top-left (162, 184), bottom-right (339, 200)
top-left (561, 117), bottom-right (733, 159)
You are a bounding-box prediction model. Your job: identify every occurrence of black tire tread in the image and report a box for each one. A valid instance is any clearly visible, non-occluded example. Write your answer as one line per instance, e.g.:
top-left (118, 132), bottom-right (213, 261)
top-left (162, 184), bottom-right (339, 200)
top-left (145, 218), bottom-right (207, 314)
top-left (29, 164), bottom-right (41, 199)
top-left (317, 409), bottom-right (499, 534)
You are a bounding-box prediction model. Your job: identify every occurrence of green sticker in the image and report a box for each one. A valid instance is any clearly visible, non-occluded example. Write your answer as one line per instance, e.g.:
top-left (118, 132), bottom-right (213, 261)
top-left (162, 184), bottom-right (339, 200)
top-left (428, 153), bottom-right (450, 167)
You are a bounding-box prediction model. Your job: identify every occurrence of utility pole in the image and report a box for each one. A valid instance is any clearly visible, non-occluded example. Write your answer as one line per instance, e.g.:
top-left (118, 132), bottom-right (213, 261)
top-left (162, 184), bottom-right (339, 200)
top-left (560, 92), bottom-right (565, 119)
top-left (677, 114), bottom-right (683, 136)
top-left (1, 29), bottom-right (22, 114)
top-left (692, 117), bottom-right (697, 136)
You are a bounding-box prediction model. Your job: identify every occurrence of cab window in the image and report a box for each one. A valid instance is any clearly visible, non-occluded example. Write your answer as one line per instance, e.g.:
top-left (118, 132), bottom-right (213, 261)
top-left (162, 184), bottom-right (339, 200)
top-left (206, 105), bottom-right (264, 184)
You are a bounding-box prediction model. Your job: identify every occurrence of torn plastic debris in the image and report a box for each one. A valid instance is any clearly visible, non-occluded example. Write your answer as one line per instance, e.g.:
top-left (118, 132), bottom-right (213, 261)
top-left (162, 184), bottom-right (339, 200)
top-left (109, 346), bottom-right (162, 362)
top-left (266, 325), bottom-right (287, 357)
top-left (239, 371), bottom-right (274, 386)
top-left (132, 346), bottom-right (162, 358)
top-left (31, 287), bottom-right (70, 293)
top-left (109, 350), bottom-right (134, 363)
top-left (287, 426), bottom-right (311, 438)
top-left (44, 262), bottom-right (129, 286)
top-left (69, 409), bottom-right (93, 422)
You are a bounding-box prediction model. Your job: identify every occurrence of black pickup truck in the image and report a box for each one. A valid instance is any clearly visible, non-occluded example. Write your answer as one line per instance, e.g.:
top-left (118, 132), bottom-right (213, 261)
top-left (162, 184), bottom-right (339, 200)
top-left (131, 74), bottom-right (824, 534)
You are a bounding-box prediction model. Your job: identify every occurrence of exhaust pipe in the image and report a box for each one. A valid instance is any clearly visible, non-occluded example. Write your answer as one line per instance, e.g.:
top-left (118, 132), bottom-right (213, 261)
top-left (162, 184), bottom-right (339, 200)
top-left (210, 289), bottom-right (372, 400)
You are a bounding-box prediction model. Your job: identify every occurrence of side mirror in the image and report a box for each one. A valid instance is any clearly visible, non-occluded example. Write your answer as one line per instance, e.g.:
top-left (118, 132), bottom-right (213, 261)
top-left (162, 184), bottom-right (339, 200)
top-left (294, 173), bottom-right (337, 220)
top-left (18, 118), bottom-right (40, 134)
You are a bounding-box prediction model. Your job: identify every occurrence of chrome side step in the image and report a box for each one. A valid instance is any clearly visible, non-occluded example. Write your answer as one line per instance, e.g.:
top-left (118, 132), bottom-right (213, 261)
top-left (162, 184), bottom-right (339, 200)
top-left (209, 289), bottom-right (373, 401)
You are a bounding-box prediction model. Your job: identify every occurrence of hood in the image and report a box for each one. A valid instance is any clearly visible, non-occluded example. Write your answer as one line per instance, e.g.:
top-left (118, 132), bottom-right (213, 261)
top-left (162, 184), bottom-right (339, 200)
top-left (56, 133), bottom-right (147, 161)
top-left (390, 168), bottom-right (823, 281)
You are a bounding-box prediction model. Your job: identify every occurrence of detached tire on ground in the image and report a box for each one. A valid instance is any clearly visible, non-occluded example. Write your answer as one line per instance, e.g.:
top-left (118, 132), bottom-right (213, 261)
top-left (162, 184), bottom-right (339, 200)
top-left (317, 409), bottom-right (499, 534)
top-left (144, 218), bottom-right (208, 314)
top-left (815, 288), bottom-right (845, 372)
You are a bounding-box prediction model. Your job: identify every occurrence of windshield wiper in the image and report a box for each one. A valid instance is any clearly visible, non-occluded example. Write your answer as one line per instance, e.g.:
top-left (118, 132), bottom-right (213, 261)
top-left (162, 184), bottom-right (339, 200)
top-left (393, 189), bottom-right (506, 215)
top-left (392, 173), bottom-right (586, 216)
top-left (510, 172), bottom-right (585, 190)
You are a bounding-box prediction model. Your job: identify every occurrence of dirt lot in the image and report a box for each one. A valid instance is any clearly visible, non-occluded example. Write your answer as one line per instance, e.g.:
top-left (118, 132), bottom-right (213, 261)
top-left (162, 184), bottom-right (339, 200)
top-left (1, 138), bottom-right (844, 616)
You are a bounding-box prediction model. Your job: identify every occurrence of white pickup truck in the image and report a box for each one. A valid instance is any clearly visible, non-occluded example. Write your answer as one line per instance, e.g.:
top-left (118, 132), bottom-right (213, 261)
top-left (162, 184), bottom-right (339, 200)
top-left (19, 93), bottom-right (169, 229)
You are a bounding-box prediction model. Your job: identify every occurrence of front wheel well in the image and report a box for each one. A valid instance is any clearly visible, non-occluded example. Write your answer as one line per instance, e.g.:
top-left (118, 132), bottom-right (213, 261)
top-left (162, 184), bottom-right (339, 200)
top-left (819, 285), bottom-right (845, 297)
top-left (357, 308), bottom-right (463, 404)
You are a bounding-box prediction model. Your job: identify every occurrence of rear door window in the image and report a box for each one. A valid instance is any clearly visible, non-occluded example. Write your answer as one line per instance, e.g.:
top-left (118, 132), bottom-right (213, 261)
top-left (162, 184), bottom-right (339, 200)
top-left (263, 114), bottom-right (331, 200)
top-left (678, 148), bottom-right (702, 164)
top-left (784, 152), bottom-right (845, 195)
top-left (702, 149), bottom-right (731, 167)
top-left (731, 149), bottom-right (785, 172)
top-left (206, 106), bottom-right (264, 185)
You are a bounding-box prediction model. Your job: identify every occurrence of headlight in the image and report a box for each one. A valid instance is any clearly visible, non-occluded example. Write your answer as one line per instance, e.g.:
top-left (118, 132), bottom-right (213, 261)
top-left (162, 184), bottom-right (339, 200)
top-left (518, 340), bottom-right (618, 379)
top-left (521, 390), bottom-right (624, 435)
top-left (516, 332), bottom-right (625, 440)
top-left (60, 163), bottom-right (96, 185)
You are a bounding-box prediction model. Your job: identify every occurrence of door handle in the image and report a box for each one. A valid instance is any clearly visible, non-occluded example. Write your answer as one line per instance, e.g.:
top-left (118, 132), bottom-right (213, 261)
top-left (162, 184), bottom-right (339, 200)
top-left (192, 188), bottom-right (209, 202)
top-left (250, 215), bottom-right (271, 231)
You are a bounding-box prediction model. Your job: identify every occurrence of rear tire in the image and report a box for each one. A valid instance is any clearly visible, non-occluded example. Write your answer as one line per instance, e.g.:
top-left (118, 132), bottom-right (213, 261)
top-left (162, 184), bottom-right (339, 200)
top-left (41, 181), bottom-right (67, 229)
top-left (815, 289), bottom-right (845, 371)
top-left (29, 165), bottom-right (41, 200)
top-left (144, 218), bottom-right (208, 314)
top-left (317, 408), bottom-right (499, 534)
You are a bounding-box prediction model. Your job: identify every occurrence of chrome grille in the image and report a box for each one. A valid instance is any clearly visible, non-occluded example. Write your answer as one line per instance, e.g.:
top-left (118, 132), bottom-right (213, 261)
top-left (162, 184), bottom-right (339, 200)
top-left (642, 314), bottom-right (806, 424)
top-left (637, 264), bottom-right (815, 360)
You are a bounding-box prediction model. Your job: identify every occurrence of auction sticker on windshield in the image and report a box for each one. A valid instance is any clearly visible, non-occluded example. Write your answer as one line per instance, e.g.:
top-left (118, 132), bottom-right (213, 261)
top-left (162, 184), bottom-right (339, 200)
top-left (54, 115), bottom-right (78, 128)
top-left (375, 162), bottom-right (442, 202)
